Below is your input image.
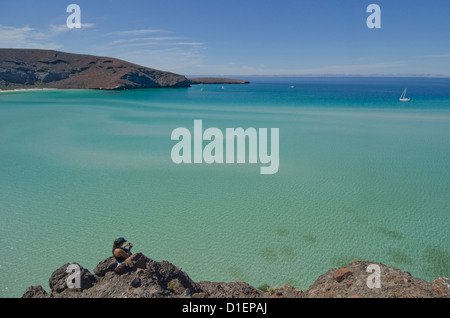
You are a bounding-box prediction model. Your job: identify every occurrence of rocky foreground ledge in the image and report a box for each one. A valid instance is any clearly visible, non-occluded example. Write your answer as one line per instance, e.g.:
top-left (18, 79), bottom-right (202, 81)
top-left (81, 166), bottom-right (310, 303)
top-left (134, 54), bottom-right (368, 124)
top-left (22, 253), bottom-right (449, 298)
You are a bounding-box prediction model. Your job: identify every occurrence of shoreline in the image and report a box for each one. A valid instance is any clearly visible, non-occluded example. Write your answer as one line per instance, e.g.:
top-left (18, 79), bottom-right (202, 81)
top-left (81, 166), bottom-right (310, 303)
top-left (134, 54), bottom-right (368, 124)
top-left (0, 88), bottom-right (60, 93)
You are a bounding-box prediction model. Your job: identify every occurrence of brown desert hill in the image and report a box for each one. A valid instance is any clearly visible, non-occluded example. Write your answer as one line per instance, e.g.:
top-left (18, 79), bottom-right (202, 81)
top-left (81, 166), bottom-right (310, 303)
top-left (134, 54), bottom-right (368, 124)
top-left (0, 49), bottom-right (191, 90)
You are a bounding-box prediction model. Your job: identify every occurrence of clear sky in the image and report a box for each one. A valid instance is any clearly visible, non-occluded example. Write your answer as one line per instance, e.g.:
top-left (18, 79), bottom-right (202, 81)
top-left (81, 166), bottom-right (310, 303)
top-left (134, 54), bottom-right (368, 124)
top-left (0, 0), bottom-right (449, 76)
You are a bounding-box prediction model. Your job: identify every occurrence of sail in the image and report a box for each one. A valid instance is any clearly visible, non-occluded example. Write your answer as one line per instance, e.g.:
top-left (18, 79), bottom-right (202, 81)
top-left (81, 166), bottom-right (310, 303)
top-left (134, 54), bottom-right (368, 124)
top-left (400, 88), bottom-right (410, 101)
top-left (400, 88), bottom-right (406, 99)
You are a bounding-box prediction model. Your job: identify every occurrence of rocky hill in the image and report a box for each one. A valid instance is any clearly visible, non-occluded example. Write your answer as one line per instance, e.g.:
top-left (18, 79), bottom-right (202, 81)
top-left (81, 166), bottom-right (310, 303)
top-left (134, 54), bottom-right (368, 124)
top-left (0, 49), bottom-right (191, 90)
top-left (22, 253), bottom-right (449, 298)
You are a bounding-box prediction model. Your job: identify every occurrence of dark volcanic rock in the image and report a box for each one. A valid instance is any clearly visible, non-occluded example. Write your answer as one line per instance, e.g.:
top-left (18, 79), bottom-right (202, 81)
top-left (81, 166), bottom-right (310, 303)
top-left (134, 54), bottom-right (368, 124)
top-left (333, 267), bottom-right (353, 282)
top-left (131, 277), bottom-right (142, 288)
top-left (49, 263), bottom-right (97, 293)
top-left (22, 256), bottom-right (446, 298)
top-left (302, 261), bottom-right (434, 298)
top-left (264, 285), bottom-right (304, 298)
top-left (114, 252), bottom-right (148, 275)
top-left (197, 281), bottom-right (263, 298)
top-left (145, 259), bottom-right (201, 296)
top-left (93, 256), bottom-right (117, 277)
top-left (0, 49), bottom-right (190, 90)
top-left (22, 285), bottom-right (50, 298)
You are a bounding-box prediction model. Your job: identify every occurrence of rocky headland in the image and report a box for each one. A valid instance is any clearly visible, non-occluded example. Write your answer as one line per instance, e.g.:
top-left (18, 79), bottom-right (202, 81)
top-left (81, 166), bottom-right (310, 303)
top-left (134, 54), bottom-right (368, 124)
top-left (0, 49), bottom-right (191, 90)
top-left (0, 49), bottom-right (250, 91)
top-left (22, 253), bottom-right (449, 298)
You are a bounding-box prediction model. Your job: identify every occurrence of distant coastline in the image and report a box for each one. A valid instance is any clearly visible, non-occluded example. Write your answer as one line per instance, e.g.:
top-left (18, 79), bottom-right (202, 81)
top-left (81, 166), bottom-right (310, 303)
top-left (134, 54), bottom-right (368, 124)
top-left (188, 74), bottom-right (450, 79)
top-left (188, 77), bottom-right (250, 84)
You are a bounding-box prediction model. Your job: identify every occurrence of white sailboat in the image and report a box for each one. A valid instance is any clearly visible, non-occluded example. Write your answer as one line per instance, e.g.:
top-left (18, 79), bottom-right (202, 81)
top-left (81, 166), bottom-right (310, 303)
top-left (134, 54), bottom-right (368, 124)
top-left (399, 88), bottom-right (410, 102)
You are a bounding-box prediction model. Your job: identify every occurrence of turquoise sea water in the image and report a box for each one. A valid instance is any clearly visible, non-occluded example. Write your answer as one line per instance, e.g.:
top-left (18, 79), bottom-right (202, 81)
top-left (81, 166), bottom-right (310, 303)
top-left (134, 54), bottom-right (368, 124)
top-left (0, 77), bottom-right (449, 297)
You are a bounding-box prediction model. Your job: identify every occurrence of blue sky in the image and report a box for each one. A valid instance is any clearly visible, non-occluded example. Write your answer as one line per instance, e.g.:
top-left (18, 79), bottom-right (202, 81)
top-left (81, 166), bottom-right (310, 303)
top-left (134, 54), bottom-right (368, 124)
top-left (0, 0), bottom-right (449, 76)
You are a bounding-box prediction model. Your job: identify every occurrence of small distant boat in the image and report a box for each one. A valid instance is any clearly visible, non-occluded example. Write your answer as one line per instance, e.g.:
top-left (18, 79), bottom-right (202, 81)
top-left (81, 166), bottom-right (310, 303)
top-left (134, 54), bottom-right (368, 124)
top-left (290, 85), bottom-right (294, 89)
top-left (399, 88), bottom-right (410, 102)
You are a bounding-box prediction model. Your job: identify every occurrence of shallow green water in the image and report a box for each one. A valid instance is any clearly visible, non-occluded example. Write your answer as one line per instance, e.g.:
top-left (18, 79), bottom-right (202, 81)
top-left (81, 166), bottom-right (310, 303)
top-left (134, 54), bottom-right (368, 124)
top-left (0, 78), bottom-right (449, 297)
